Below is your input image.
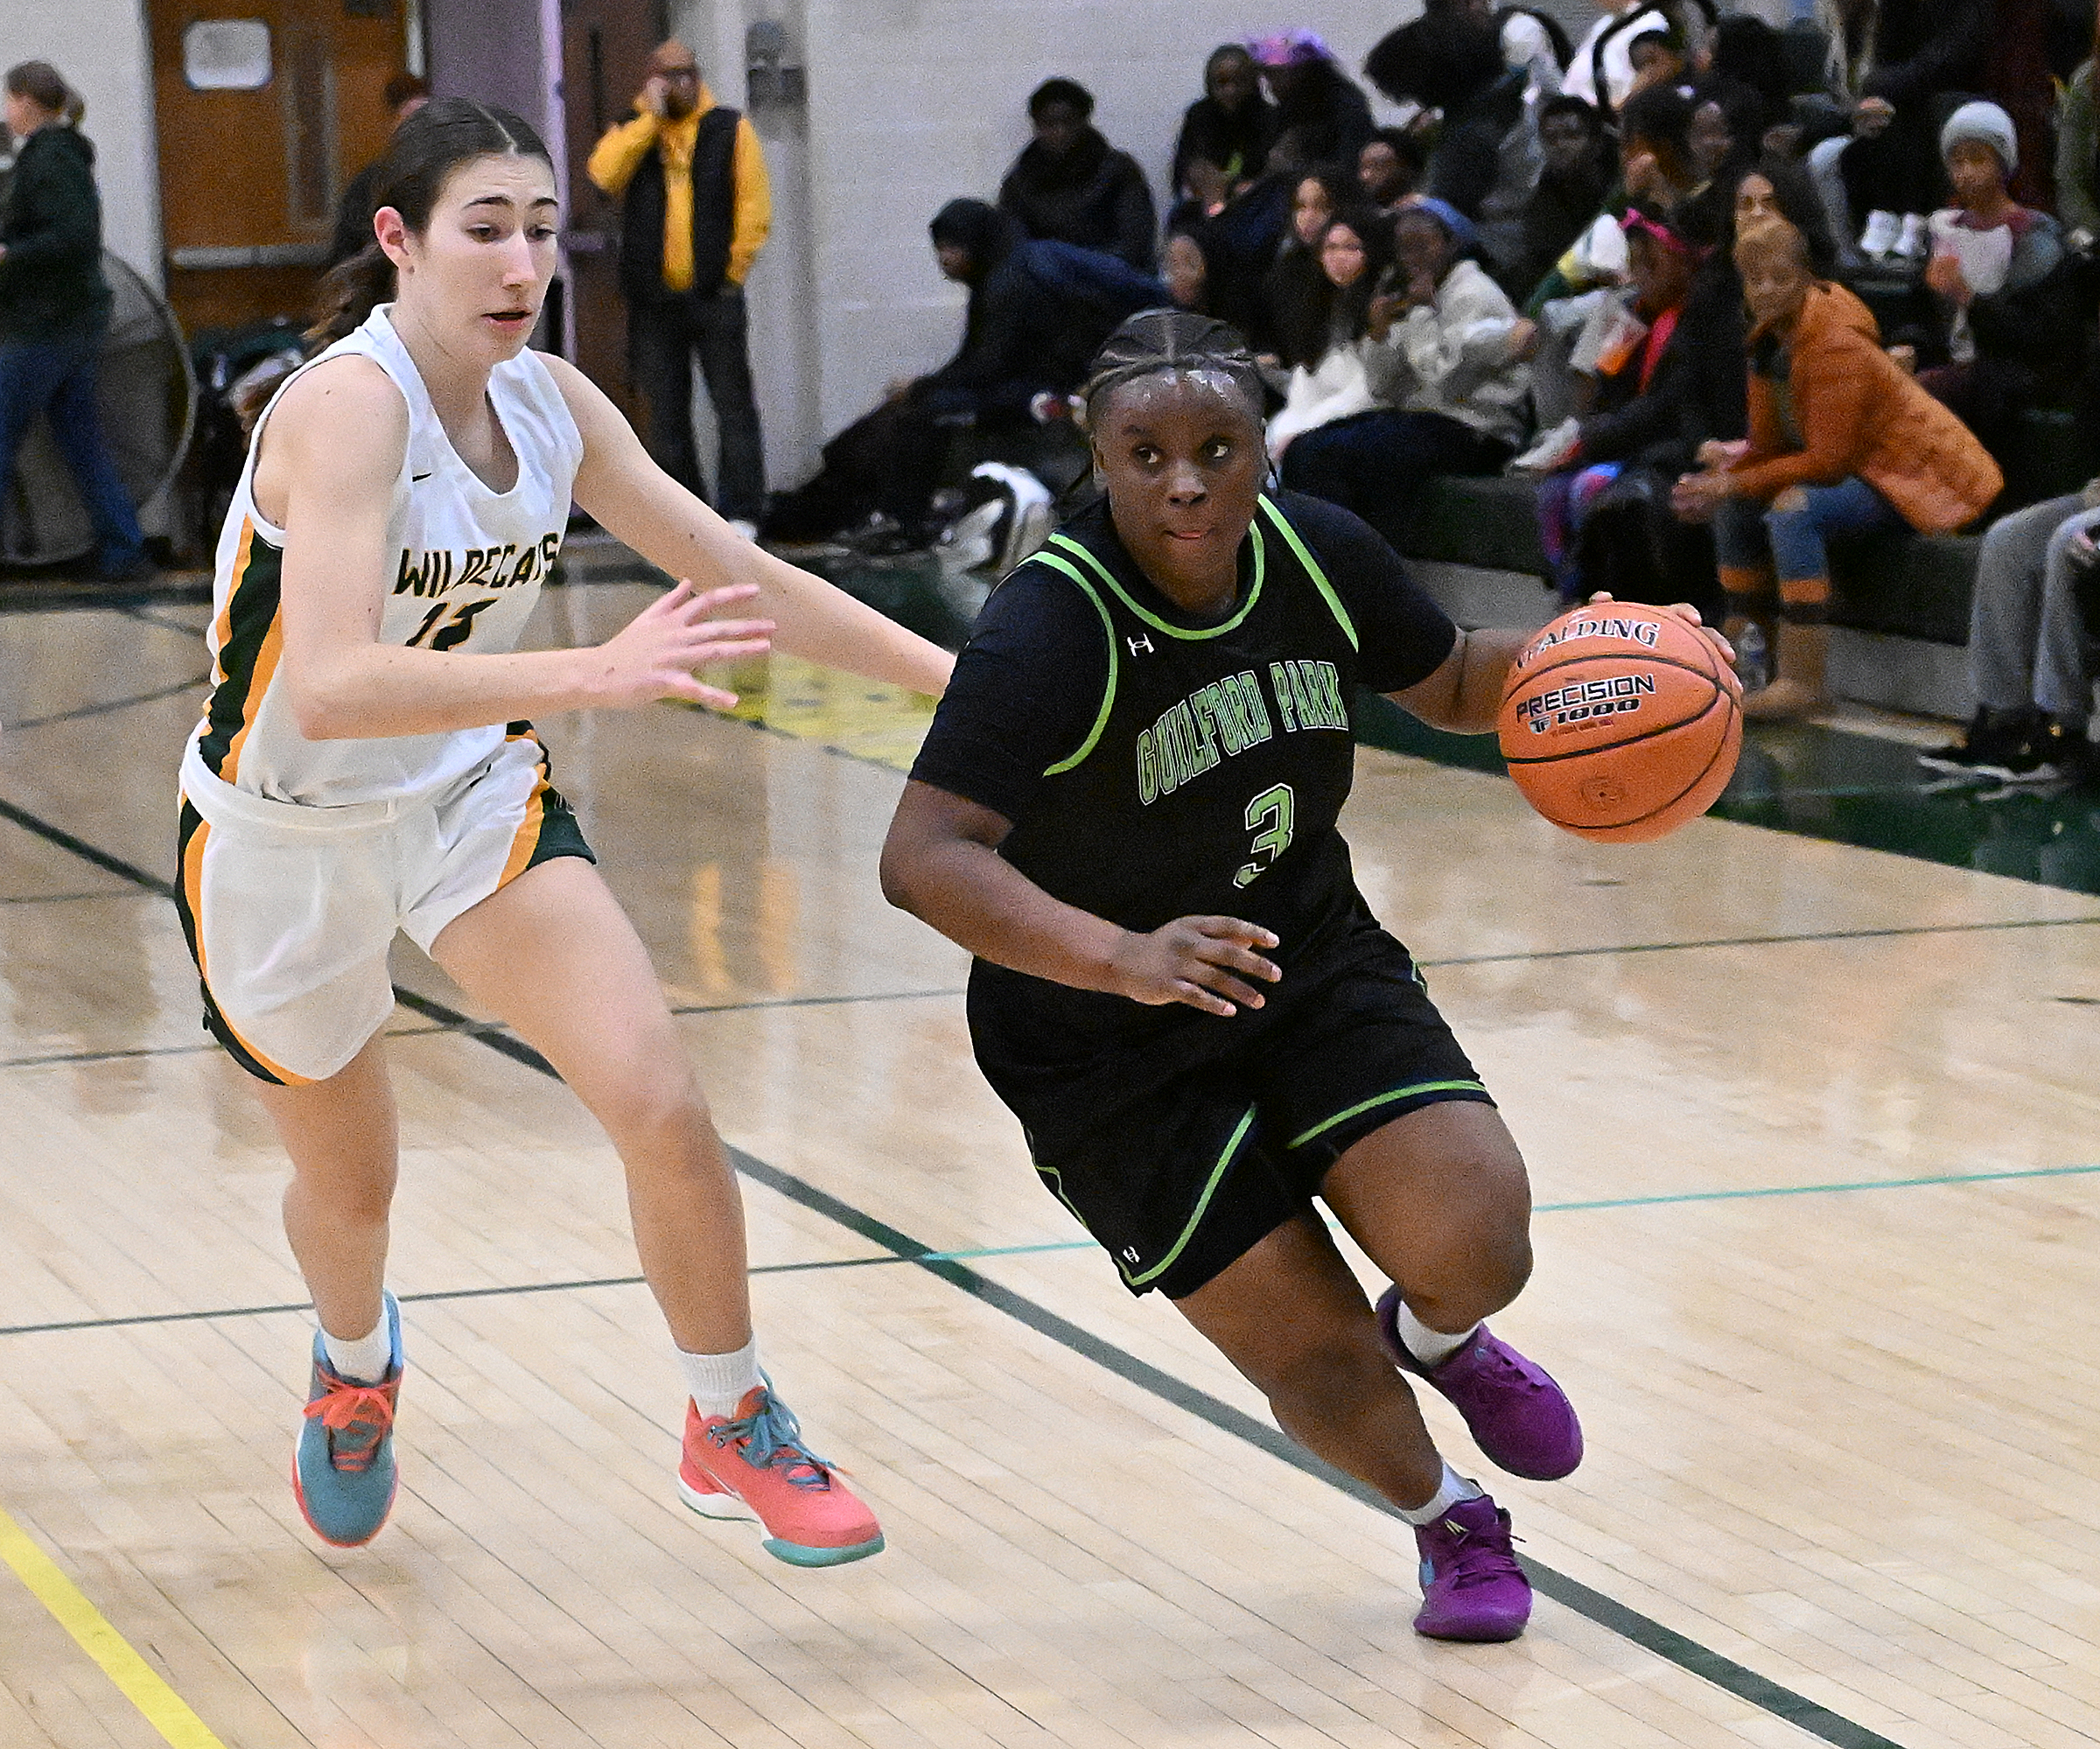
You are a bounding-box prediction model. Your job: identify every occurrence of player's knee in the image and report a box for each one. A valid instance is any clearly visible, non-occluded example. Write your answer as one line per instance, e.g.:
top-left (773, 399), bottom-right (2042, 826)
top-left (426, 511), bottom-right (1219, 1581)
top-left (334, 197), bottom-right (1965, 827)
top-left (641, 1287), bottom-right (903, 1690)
top-left (587, 1056), bottom-right (706, 1152)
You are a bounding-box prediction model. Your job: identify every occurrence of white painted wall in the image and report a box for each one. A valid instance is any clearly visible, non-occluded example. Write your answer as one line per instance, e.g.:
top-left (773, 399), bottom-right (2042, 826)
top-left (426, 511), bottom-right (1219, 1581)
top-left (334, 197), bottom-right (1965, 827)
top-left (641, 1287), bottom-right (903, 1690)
top-left (794, 0), bottom-right (1426, 462)
top-left (0, 0), bottom-right (160, 285)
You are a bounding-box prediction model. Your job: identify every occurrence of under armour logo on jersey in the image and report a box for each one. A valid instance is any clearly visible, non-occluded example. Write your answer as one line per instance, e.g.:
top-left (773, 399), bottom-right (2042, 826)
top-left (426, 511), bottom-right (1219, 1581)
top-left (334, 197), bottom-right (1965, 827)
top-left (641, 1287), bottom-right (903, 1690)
top-left (1122, 1246), bottom-right (1142, 1264)
top-left (1127, 633), bottom-right (1155, 657)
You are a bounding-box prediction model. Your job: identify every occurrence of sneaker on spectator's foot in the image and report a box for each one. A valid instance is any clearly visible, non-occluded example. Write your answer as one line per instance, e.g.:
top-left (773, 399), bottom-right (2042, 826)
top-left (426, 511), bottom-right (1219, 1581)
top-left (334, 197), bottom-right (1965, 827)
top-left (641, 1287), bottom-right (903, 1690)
top-left (292, 1292), bottom-right (402, 1548)
top-left (1376, 1288), bottom-right (1583, 1480)
top-left (1977, 716), bottom-right (2077, 784)
top-left (1414, 1494), bottom-right (1531, 1641)
top-left (1893, 213), bottom-right (1928, 261)
top-left (678, 1379), bottom-right (885, 1567)
top-left (1858, 209), bottom-right (1901, 258)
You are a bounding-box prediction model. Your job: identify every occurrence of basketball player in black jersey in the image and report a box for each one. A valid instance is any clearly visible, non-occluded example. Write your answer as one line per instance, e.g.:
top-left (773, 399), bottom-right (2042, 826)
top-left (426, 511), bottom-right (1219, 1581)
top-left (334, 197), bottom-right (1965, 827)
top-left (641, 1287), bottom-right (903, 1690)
top-left (884, 311), bottom-right (1728, 1641)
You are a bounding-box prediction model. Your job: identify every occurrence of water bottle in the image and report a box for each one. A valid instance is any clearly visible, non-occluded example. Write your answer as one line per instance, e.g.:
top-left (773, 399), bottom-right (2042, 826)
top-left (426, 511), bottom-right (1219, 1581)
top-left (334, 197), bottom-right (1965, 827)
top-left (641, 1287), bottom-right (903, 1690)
top-left (1735, 622), bottom-right (1768, 694)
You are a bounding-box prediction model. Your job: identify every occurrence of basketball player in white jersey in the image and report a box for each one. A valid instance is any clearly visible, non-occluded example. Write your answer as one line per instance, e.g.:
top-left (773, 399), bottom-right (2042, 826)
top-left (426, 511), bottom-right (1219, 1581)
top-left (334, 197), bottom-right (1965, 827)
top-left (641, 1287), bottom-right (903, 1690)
top-left (176, 99), bottom-right (951, 1563)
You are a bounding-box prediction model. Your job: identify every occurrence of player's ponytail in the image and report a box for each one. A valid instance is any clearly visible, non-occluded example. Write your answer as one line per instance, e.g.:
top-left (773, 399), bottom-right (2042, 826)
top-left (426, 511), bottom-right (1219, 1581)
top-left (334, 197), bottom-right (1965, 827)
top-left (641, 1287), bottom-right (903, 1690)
top-left (1077, 309), bottom-right (1265, 430)
top-left (305, 97), bottom-right (553, 355)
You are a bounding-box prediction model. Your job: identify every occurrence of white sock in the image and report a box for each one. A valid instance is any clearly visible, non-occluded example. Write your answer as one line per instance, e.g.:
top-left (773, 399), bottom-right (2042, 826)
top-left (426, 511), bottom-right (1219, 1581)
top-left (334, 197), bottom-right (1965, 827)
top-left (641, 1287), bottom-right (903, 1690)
top-left (1399, 1462), bottom-right (1485, 1527)
top-left (1393, 1299), bottom-right (1479, 1370)
top-left (677, 1337), bottom-right (762, 1420)
top-left (321, 1312), bottom-right (393, 1385)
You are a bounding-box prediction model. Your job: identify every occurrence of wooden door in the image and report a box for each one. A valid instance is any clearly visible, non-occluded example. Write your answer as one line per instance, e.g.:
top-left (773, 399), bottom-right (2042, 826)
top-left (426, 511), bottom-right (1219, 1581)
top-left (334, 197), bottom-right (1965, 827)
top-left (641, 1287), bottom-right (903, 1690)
top-left (557, 0), bottom-right (665, 422)
top-left (148, 0), bottom-right (411, 339)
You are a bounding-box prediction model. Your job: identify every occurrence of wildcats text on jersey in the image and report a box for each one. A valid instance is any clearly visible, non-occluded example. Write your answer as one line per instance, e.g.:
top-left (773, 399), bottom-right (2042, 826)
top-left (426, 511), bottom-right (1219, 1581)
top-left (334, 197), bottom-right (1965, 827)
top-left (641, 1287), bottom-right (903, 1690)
top-left (1135, 659), bottom-right (1348, 806)
top-left (394, 533), bottom-right (563, 598)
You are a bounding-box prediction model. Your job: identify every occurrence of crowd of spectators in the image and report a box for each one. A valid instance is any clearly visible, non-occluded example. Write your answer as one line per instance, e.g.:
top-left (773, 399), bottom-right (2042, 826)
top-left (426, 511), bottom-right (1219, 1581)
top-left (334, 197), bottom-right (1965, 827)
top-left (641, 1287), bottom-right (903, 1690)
top-left (763, 3), bottom-right (2100, 783)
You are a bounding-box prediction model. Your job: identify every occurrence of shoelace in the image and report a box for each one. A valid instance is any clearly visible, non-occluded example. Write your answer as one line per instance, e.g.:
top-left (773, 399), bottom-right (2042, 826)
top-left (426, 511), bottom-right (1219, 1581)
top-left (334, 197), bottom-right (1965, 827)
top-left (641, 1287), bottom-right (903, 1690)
top-left (1430, 1515), bottom-right (1524, 1591)
top-left (304, 1375), bottom-right (396, 1473)
top-left (708, 1390), bottom-right (836, 1492)
top-left (1455, 1336), bottom-right (1549, 1394)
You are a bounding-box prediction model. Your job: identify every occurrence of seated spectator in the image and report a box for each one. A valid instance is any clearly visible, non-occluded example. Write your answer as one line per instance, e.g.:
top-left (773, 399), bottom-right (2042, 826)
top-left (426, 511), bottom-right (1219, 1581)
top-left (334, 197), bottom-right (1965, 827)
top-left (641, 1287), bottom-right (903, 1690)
top-left (1565, 0), bottom-right (1681, 115)
top-left (1499, 94), bottom-right (1614, 302)
top-left (1267, 208), bottom-right (1394, 454)
top-left (1360, 127), bottom-right (1428, 214)
top-left (1363, 11), bottom-right (1526, 222)
top-left (1259, 170), bottom-right (1355, 366)
top-left (1525, 206), bottom-right (1740, 617)
top-left (1496, 5), bottom-right (1573, 99)
top-left (1625, 23), bottom-right (1690, 94)
top-left (998, 78), bottom-right (1158, 270)
top-left (2058, 37), bottom-right (2100, 251)
top-left (761, 199), bottom-right (1162, 545)
top-left (1250, 31), bottom-right (1376, 169)
top-left (1915, 101), bottom-right (2070, 465)
top-left (1163, 217), bottom-right (1212, 312)
top-left (1920, 486), bottom-right (2098, 783)
top-left (1172, 45), bottom-right (1280, 220)
top-left (1671, 223), bottom-right (2001, 718)
top-left (1280, 197), bottom-right (1531, 549)
top-left (1836, 0), bottom-right (1992, 261)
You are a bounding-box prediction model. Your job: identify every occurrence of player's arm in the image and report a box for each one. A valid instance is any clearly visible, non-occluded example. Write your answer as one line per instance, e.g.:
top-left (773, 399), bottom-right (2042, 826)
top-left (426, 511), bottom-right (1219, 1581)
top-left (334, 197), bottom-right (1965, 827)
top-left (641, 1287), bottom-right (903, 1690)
top-left (880, 783), bottom-right (1281, 1018)
top-left (272, 358), bottom-right (773, 740)
top-left (548, 353), bottom-right (956, 696)
top-left (1389, 626), bottom-right (1536, 735)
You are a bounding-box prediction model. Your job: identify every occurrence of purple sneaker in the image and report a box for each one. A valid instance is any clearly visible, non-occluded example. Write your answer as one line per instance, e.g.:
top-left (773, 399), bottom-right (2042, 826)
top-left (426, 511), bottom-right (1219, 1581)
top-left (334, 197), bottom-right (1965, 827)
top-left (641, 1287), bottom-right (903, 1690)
top-left (1376, 1286), bottom-right (1583, 1480)
top-left (1414, 1494), bottom-right (1531, 1641)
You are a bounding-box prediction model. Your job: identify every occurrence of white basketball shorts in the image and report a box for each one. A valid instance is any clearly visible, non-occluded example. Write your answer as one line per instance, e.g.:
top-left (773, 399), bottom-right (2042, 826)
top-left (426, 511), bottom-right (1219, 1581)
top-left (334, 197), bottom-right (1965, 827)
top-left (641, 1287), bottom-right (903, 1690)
top-left (174, 727), bottom-right (593, 1085)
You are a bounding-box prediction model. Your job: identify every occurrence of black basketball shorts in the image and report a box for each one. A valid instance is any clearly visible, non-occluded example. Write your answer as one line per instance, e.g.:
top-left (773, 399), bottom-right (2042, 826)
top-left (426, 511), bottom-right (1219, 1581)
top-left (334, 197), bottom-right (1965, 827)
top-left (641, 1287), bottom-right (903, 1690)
top-left (977, 933), bottom-right (1495, 1302)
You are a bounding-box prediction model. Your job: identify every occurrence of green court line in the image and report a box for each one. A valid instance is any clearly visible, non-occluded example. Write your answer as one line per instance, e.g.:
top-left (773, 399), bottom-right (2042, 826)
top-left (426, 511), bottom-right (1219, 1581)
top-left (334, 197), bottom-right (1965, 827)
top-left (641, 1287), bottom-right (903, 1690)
top-left (1533, 1160), bottom-right (2100, 1213)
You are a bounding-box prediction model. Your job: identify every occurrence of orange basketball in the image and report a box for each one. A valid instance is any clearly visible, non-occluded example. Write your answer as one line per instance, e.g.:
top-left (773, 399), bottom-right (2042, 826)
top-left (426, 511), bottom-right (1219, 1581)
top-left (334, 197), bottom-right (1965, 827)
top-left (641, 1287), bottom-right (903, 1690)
top-left (1496, 602), bottom-right (1742, 843)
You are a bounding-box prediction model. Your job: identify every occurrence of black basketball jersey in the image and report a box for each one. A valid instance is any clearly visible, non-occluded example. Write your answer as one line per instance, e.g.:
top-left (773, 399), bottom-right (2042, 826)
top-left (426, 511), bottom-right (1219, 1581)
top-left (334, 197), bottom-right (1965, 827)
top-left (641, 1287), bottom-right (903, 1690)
top-left (986, 494), bottom-right (1374, 1013)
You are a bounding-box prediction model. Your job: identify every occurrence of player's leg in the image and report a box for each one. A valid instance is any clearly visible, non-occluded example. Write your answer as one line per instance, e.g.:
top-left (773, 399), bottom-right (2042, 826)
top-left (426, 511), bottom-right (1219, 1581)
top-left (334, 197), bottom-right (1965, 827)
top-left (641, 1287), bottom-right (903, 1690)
top-left (1172, 1207), bottom-right (1530, 1641)
top-left (1321, 1099), bottom-right (1583, 1485)
top-left (427, 856), bottom-right (883, 1565)
top-left (250, 1046), bottom-right (408, 1548)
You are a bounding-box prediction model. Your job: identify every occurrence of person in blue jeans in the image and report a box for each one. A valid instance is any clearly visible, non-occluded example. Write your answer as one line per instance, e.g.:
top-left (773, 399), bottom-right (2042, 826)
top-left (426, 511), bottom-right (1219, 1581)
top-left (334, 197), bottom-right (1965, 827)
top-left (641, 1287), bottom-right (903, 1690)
top-left (0, 61), bottom-right (151, 581)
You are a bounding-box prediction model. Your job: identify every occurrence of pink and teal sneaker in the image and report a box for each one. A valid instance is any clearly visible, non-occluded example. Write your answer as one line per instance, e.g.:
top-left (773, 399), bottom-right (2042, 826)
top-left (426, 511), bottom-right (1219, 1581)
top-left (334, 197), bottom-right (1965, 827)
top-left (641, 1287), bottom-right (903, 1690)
top-left (678, 1378), bottom-right (884, 1567)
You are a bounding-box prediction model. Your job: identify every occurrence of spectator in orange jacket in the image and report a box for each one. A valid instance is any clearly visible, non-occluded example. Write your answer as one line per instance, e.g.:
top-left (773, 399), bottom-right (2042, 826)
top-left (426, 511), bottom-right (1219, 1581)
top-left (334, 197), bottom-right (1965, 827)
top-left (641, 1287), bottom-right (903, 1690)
top-left (1672, 222), bottom-right (2001, 718)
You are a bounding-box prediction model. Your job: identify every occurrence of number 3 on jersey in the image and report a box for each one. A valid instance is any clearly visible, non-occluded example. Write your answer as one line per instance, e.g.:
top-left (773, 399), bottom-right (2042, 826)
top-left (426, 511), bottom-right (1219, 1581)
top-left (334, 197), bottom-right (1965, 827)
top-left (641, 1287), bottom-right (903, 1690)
top-left (1236, 783), bottom-right (1294, 888)
top-left (408, 594), bottom-right (496, 652)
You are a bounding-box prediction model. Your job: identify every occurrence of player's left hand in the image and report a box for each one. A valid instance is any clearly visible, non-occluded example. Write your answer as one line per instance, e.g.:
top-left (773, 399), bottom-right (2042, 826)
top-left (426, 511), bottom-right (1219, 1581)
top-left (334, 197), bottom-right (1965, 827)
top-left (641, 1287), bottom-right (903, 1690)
top-left (1586, 591), bottom-right (1733, 668)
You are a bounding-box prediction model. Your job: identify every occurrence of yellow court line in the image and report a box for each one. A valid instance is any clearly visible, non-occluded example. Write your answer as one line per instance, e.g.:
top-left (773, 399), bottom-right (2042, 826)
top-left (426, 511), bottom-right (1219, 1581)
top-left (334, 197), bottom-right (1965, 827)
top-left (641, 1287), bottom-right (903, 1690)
top-left (0, 1502), bottom-right (228, 1749)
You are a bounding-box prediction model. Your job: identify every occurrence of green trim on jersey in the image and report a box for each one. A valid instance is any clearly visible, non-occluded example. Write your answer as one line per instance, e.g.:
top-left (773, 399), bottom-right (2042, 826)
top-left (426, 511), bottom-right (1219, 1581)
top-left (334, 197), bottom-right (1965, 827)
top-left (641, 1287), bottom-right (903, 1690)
top-left (1258, 497), bottom-right (1359, 653)
top-left (1045, 516), bottom-right (1269, 640)
top-left (1285, 1080), bottom-right (1488, 1151)
top-left (198, 530), bottom-right (285, 778)
top-left (1026, 550), bottom-right (1121, 776)
top-left (1127, 1105), bottom-right (1257, 1287)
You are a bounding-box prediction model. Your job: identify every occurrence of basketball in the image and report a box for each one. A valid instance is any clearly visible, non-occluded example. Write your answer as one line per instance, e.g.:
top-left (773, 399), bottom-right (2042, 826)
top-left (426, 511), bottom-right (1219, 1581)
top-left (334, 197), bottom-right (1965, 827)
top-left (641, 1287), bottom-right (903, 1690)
top-left (1497, 601), bottom-right (1743, 843)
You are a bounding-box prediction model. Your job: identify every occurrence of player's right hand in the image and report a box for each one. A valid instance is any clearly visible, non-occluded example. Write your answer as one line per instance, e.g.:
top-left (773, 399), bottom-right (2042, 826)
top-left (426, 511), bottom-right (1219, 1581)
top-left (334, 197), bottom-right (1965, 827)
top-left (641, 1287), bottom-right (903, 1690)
top-left (1110, 916), bottom-right (1281, 1017)
top-left (592, 580), bottom-right (774, 710)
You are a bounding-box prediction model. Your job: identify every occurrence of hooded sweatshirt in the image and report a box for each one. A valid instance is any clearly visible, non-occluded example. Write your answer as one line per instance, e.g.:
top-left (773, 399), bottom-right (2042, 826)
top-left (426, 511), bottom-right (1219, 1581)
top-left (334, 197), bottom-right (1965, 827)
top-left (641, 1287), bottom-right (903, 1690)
top-left (998, 128), bottom-right (1158, 271)
top-left (0, 123), bottom-right (112, 341)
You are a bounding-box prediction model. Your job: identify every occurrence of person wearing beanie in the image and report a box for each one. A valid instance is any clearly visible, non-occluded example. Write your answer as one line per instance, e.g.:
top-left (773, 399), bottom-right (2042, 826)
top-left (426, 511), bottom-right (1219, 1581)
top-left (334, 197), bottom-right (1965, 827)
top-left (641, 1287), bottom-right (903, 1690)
top-left (1916, 98), bottom-right (2069, 468)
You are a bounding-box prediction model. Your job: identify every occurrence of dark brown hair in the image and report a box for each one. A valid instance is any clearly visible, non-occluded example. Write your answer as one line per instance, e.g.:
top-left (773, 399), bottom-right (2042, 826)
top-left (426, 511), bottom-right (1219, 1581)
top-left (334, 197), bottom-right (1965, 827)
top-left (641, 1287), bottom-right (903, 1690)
top-left (306, 96), bottom-right (552, 355)
top-left (5, 61), bottom-right (71, 116)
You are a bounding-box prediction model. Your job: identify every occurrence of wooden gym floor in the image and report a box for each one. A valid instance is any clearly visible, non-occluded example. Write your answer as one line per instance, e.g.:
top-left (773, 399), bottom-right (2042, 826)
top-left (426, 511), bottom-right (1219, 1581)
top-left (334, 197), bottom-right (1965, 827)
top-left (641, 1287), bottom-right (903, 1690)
top-left (1, 573), bottom-right (2097, 1749)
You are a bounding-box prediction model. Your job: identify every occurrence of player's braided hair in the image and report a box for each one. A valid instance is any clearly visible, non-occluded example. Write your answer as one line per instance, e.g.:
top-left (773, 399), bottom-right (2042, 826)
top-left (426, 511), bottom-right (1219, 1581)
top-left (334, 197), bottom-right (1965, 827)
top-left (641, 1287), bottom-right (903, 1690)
top-left (1077, 310), bottom-right (1265, 431)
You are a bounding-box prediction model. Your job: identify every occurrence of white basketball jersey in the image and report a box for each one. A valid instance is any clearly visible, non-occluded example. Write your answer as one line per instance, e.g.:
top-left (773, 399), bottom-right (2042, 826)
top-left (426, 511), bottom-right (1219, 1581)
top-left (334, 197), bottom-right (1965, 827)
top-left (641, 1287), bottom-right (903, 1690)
top-left (189, 304), bottom-right (584, 807)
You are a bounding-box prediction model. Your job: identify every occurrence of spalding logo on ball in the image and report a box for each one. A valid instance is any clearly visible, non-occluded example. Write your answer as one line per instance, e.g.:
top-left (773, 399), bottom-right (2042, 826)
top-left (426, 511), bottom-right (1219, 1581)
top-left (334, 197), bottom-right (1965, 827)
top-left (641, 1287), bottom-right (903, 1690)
top-left (1496, 602), bottom-right (1743, 843)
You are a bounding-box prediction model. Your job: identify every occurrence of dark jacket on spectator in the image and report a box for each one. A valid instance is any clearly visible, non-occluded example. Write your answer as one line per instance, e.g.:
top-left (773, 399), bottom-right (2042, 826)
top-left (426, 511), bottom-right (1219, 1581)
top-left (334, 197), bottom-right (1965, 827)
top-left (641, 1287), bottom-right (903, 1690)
top-left (1942, 206), bottom-right (2073, 371)
top-left (1500, 157), bottom-right (1614, 304)
top-left (0, 124), bottom-right (111, 340)
top-left (999, 129), bottom-right (1158, 271)
top-left (1863, 0), bottom-right (1992, 108)
top-left (1271, 62), bottom-right (1376, 168)
top-left (1172, 94), bottom-right (1280, 201)
top-left (1367, 15), bottom-right (1523, 221)
top-left (922, 213), bottom-right (1166, 418)
top-left (1578, 266), bottom-right (1747, 472)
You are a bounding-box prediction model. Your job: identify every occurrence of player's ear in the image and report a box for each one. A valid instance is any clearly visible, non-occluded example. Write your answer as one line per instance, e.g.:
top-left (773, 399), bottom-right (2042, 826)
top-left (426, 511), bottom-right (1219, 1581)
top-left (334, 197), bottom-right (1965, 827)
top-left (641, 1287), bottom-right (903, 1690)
top-left (373, 206), bottom-right (414, 271)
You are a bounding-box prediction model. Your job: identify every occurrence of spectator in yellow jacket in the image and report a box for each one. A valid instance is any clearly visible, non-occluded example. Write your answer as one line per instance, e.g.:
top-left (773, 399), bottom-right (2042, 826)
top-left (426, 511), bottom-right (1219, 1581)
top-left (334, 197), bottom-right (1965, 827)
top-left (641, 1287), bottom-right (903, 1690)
top-left (588, 40), bottom-right (771, 532)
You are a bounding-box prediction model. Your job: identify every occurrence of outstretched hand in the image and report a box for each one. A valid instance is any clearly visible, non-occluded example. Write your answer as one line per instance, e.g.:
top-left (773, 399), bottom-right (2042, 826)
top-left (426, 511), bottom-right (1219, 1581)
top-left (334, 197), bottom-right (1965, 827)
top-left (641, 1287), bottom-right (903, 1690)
top-left (1110, 915), bottom-right (1282, 1017)
top-left (592, 580), bottom-right (774, 710)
